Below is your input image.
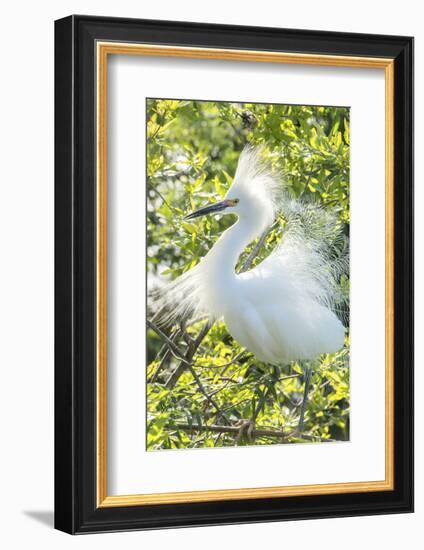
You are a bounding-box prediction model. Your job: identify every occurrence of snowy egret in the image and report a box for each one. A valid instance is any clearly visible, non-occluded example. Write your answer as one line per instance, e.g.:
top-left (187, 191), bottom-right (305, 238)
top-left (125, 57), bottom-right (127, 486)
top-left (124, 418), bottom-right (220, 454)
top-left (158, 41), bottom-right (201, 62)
top-left (154, 146), bottom-right (347, 432)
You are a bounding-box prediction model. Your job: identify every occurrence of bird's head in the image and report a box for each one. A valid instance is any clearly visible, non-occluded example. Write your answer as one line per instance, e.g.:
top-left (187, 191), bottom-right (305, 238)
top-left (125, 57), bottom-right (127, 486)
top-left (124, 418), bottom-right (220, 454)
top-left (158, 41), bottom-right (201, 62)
top-left (184, 146), bottom-right (280, 231)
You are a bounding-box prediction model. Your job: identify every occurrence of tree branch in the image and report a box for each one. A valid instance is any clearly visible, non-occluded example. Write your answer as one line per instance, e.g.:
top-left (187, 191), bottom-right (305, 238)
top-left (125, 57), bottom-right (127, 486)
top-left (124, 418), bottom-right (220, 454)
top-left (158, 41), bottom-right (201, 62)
top-left (168, 422), bottom-right (336, 443)
top-left (146, 319), bottom-right (190, 365)
top-left (193, 351), bottom-right (249, 369)
top-left (165, 320), bottom-right (212, 388)
top-left (186, 364), bottom-right (230, 424)
top-left (148, 319), bottom-right (230, 421)
top-left (169, 422), bottom-right (288, 440)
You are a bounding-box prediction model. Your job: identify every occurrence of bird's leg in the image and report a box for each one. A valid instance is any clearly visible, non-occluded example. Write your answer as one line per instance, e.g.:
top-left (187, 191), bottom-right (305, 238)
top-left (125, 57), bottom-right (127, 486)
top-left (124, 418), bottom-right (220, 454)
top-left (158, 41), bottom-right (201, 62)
top-left (246, 420), bottom-right (255, 441)
top-left (234, 419), bottom-right (255, 445)
top-left (298, 363), bottom-right (312, 433)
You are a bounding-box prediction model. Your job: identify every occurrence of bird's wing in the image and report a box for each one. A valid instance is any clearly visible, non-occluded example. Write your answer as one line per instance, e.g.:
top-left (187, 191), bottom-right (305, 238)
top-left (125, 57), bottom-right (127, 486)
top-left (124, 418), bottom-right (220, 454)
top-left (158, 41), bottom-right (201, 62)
top-left (244, 199), bottom-right (349, 322)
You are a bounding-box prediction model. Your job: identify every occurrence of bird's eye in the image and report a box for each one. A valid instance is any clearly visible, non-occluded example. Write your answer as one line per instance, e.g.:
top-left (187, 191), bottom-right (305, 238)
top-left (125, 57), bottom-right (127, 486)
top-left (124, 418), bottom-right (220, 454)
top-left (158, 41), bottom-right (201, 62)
top-left (233, 198), bottom-right (239, 204)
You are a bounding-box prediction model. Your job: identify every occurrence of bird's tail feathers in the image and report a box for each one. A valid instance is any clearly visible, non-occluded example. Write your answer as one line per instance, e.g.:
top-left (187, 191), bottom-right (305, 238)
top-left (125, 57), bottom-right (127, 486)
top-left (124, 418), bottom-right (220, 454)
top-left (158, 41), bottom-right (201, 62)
top-left (149, 263), bottom-right (209, 329)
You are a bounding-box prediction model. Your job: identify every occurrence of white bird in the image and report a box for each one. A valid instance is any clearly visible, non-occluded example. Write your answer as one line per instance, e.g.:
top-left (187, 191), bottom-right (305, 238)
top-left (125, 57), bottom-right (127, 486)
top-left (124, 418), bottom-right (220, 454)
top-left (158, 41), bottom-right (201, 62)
top-left (154, 147), bottom-right (347, 366)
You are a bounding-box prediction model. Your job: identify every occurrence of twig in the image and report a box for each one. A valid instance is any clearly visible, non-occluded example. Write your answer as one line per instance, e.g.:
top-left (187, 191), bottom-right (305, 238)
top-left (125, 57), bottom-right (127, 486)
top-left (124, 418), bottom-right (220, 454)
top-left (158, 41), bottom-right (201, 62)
top-left (206, 377), bottom-right (236, 399)
top-left (149, 328), bottom-right (183, 383)
top-left (298, 433), bottom-right (337, 443)
top-left (240, 229), bottom-right (269, 272)
top-left (186, 364), bottom-right (230, 423)
top-left (146, 319), bottom-right (189, 365)
top-left (220, 398), bottom-right (251, 414)
top-left (279, 374), bottom-right (302, 382)
top-left (193, 351), bottom-right (249, 369)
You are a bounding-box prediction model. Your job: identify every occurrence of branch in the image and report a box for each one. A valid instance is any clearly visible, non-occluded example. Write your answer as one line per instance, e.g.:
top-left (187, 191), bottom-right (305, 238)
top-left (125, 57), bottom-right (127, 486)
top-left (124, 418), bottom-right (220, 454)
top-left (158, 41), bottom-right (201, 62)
top-left (193, 351), bottom-right (249, 369)
top-left (148, 320), bottom-right (230, 421)
top-left (169, 422), bottom-right (337, 443)
top-left (186, 365), bottom-right (230, 424)
top-left (146, 319), bottom-right (190, 365)
top-left (165, 320), bottom-right (212, 388)
top-left (169, 422), bottom-right (288, 440)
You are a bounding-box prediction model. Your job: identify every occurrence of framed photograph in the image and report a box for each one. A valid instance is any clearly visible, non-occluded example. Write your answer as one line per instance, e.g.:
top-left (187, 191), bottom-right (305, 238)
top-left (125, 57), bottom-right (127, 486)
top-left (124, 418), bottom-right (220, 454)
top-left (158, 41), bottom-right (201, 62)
top-left (54, 15), bottom-right (413, 534)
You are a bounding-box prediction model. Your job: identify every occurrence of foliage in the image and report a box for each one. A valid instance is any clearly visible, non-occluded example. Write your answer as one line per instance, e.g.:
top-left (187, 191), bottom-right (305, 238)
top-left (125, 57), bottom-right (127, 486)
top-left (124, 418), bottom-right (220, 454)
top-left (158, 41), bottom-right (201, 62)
top-left (146, 98), bottom-right (350, 450)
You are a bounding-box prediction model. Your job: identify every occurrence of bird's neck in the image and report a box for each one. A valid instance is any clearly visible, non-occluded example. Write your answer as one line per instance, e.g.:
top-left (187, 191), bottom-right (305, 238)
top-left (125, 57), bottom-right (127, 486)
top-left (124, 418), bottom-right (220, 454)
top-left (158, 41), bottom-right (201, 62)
top-left (204, 217), bottom-right (264, 280)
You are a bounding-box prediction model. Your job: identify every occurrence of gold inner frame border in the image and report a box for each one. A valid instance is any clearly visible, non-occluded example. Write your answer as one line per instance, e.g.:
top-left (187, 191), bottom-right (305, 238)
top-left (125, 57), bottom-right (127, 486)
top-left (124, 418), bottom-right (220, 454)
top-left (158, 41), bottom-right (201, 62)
top-left (96, 42), bottom-right (395, 508)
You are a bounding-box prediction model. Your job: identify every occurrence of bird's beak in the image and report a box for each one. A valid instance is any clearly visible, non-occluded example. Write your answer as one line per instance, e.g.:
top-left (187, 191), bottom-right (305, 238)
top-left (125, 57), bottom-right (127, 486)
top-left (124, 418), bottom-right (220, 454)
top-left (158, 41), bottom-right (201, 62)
top-left (184, 199), bottom-right (237, 220)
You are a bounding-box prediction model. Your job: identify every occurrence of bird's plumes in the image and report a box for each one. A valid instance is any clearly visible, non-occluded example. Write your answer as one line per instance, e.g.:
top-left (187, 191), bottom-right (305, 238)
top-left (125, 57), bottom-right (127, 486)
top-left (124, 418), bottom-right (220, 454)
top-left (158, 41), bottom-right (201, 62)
top-left (270, 200), bottom-right (349, 325)
top-left (149, 146), bottom-right (348, 363)
top-left (227, 146), bottom-right (282, 231)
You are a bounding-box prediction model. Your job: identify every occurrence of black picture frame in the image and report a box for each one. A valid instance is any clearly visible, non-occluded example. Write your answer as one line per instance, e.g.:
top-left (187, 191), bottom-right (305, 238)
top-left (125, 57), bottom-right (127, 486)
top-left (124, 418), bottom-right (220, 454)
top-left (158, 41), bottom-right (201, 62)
top-left (55, 14), bottom-right (414, 534)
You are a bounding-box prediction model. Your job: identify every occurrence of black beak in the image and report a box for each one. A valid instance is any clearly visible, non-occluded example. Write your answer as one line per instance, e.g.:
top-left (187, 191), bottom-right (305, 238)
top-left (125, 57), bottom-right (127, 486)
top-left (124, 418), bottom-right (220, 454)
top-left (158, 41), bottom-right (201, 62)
top-left (184, 200), bottom-right (231, 220)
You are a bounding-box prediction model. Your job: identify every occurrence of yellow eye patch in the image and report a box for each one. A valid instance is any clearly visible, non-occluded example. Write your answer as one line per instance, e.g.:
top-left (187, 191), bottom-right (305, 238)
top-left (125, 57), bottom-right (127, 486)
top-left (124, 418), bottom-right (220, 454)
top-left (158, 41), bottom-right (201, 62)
top-left (226, 198), bottom-right (239, 206)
